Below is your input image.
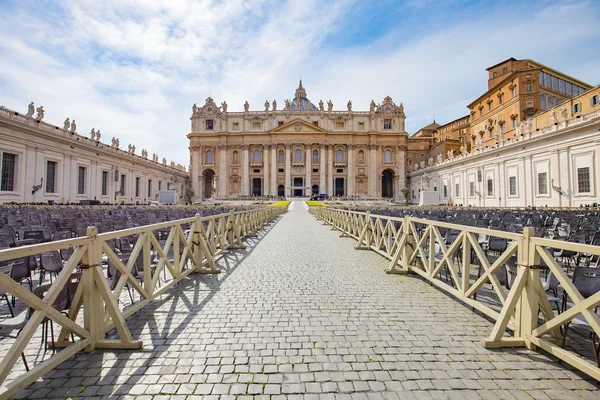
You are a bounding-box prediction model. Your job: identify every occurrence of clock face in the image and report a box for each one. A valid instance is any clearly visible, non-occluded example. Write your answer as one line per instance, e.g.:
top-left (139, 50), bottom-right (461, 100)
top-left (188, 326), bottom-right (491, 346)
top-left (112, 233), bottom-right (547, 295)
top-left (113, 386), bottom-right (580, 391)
top-left (383, 104), bottom-right (393, 113)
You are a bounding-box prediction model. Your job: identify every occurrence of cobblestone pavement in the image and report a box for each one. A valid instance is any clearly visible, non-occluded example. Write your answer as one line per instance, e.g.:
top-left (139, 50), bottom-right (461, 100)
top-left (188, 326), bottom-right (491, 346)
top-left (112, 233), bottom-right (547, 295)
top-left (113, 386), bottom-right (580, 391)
top-left (14, 201), bottom-right (600, 399)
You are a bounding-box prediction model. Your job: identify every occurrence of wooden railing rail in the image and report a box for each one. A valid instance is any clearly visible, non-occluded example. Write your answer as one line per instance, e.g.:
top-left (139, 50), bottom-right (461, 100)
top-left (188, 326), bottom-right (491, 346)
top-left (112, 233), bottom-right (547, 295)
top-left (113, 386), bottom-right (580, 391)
top-left (310, 206), bottom-right (600, 381)
top-left (0, 206), bottom-right (285, 399)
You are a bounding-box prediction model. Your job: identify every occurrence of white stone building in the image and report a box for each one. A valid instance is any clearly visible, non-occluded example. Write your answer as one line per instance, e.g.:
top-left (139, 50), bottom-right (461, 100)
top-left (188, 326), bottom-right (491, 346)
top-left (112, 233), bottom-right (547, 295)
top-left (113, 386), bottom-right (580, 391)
top-left (0, 104), bottom-right (189, 204)
top-left (408, 90), bottom-right (600, 207)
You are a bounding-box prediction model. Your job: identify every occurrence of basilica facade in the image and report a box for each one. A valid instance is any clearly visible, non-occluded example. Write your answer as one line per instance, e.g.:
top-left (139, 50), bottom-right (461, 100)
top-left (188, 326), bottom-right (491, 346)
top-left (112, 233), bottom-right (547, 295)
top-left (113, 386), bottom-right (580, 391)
top-left (188, 81), bottom-right (408, 200)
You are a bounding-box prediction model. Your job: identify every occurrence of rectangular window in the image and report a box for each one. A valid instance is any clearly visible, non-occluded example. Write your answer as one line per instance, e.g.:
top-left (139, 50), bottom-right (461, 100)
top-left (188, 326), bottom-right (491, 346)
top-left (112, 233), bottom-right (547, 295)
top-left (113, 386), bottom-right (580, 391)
top-left (469, 182), bottom-right (475, 197)
top-left (526, 101), bottom-right (533, 107)
top-left (538, 172), bottom-right (548, 195)
top-left (335, 121), bottom-right (345, 129)
top-left (312, 168), bottom-right (318, 173)
top-left (77, 166), bottom-right (86, 195)
top-left (509, 176), bottom-right (517, 196)
top-left (455, 183), bottom-right (459, 197)
top-left (46, 160), bottom-right (57, 193)
top-left (358, 122), bottom-right (365, 130)
top-left (577, 167), bottom-right (591, 193)
top-left (312, 121), bottom-right (319, 127)
top-left (487, 178), bottom-right (493, 196)
top-left (479, 108), bottom-right (483, 117)
top-left (251, 121), bottom-right (262, 129)
top-left (498, 95), bottom-right (503, 105)
top-left (232, 122), bottom-right (240, 130)
top-left (503, 67), bottom-right (507, 74)
top-left (512, 118), bottom-right (517, 128)
top-left (278, 121), bottom-right (284, 127)
top-left (384, 119), bottom-right (392, 130)
top-left (488, 102), bottom-right (492, 111)
top-left (559, 79), bottom-right (566, 93)
top-left (158, 181), bottom-right (162, 191)
top-left (591, 94), bottom-right (600, 107)
top-left (544, 72), bottom-right (551, 87)
top-left (120, 174), bottom-right (126, 196)
top-left (148, 179), bottom-right (152, 197)
top-left (511, 86), bottom-right (516, 97)
top-left (573, 103), bottom-right (581, 114)
top-left (443, 185), bottom-right (447, 198)
top-left (101, 171), bottom-right (108, 196)
top-left (1, 152), bottom-right (17, 192)
top-left (552, 76), bottom-right (559, 90)
top-left (526, 84), bottom-right (533, 92)
top-left (205, 119), bottom-right (214, 130)
top-left (135, 177), bottom-right (140, 197)
top-left (566, 82), bottom-right (573, 95)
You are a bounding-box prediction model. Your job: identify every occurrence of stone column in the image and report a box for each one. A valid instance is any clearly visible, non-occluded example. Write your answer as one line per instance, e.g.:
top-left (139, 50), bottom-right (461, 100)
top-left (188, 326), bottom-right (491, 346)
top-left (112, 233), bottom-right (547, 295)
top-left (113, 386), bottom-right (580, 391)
top-left (191, 146), bottom-right (199, 200)
top-left (285, 145), bottom-right (291, 197)
top-left (327, 145), bottom-right (334, 195)
top-left (263, 145), bottom-right (269, 196)
top-left (347, 145), bottom-right (354, 197)
top-left (242, 145), bottom-right (250, 196)
top-left (305, 144), bottom-right (312, 197)
top-left (271, 145), bottom-right (277, 196)
top-left (218, 145), bottom-right (227, 197)
top-left (369, 144), bottom-right (377, 197)
top-left (319, 144), bottom-right (326, 194)
top-left (396, 145), bottom-right (406, 200)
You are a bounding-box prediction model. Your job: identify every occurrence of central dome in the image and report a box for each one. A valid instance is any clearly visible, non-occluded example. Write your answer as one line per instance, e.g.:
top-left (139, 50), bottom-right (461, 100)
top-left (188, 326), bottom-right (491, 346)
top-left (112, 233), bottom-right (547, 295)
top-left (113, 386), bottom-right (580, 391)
top-left (289, 80), bottom-right (319, 111)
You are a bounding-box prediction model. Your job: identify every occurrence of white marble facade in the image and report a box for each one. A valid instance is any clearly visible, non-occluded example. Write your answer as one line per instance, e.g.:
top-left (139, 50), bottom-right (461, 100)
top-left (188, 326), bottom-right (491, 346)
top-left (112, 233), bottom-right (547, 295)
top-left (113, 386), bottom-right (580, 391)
top-left (0, 105), bottom-right (189, 204)
top-left (408, 109), bottom-right (600, 207)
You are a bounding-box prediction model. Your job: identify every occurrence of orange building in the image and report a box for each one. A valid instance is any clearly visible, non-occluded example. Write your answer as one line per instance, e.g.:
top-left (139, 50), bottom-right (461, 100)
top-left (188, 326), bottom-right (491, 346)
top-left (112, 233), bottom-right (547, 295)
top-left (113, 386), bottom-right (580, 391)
top-left (467, 58), bottom-right (591, 149)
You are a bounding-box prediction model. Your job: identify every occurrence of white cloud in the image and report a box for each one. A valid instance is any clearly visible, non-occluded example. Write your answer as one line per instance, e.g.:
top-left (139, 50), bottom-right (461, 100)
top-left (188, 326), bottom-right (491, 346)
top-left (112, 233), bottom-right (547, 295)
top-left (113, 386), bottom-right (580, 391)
top-left (0, 0), bottom-right (598, 167)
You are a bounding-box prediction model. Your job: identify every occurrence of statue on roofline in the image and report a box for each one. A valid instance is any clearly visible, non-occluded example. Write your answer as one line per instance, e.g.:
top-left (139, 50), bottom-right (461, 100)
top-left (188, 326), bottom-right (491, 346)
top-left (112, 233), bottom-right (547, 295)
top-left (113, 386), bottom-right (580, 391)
top-left (347, 101), bottom-right (352, 112)
top-left (264, 100), bottom-right (270, 112)
top-left (327, 100), bottom-right (333, 112)
top-left (272, 99), bottom-right (277, 111)
top-left (35, 105), bottom-right (45, 120)
top-left (370, 100), bottom-right (376, 112)
top-left (221, 101), bottom-right (228, 112)
top-left (70, 120), bottom-right (77, 133)
top-left (319, 100), bottom-right (324, 111)
top-left (63, 118), bottom-right (70, 131)
top-left (26, 102), bottom-right (35, 117)
top-left (244, 101), bottom-right (249, 112)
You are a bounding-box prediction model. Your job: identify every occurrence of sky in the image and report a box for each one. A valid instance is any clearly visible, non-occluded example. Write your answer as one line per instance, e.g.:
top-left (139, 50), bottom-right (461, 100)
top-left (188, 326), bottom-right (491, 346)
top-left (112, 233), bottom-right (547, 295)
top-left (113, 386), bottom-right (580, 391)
top-left (1, 0), bottom-right (599, 167)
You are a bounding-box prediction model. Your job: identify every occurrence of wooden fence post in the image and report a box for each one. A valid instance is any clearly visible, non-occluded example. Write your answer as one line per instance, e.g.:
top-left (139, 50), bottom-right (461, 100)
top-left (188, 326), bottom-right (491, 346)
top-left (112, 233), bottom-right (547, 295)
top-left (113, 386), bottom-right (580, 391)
top-left (82, 226), bottom-right (104, 352)
top-left (520, 226), bottom-right (541, 350)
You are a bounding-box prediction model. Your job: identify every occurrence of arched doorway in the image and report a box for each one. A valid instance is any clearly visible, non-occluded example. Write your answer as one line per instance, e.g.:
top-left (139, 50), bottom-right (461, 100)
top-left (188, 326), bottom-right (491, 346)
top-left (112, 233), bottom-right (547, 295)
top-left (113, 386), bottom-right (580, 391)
top-left (381, 169), bottom-right (394, 198)
top-left (312, 185), bottom-right (319, 195)
top-left (203, 169), bottom-right (215, 198)
top-left (277, 184), bottom-right (285, 197)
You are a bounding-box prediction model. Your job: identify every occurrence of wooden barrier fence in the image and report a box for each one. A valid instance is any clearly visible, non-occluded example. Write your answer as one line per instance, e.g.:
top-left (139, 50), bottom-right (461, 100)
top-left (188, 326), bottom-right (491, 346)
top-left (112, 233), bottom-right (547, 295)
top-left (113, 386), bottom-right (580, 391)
top-left (311, 206), bottom-right (600, 381)
top-left (0, 206), bottom-right (285, 399)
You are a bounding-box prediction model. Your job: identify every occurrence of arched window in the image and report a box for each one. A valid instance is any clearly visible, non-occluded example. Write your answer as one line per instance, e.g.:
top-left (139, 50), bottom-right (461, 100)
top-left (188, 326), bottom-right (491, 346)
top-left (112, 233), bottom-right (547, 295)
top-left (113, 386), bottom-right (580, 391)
top-left (548, 96), bottom-right (555, 108)
top-left (233, 150), bottom-right (239, 164)
top-left (312, 150), bottom-right (318, 164)
top-left (295, 149), bottom-right (302, 162)
top-left (384, 150), bottom-right (392, 163)
top-left (358, 150), bottom-right (365, 163)
top-left (336, 149), bottom-right (343, 162)
top-left (205, 150), bottom-right (213, 163)
top-left (253, 150), bottom-right (261, 162)
top-left (278, 150), bottom-right (284, 164)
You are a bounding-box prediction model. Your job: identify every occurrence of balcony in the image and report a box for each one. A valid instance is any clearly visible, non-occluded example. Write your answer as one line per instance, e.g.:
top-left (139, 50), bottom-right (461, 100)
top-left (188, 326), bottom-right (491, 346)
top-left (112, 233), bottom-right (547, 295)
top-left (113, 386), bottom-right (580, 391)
top-left (333, 161), bottom-right (347, 167)
top-left (203, 162), bottom-right (215, 167)
top-left (292, 161), bottom-right (304, 167)
top-left (250, 161), bottom-right (263, 167)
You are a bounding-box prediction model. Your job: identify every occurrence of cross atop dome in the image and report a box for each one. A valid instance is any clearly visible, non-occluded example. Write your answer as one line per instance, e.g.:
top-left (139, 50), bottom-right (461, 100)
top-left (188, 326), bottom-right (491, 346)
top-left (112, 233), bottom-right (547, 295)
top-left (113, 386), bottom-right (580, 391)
top-left (294, 79), bottom-right (307, 100)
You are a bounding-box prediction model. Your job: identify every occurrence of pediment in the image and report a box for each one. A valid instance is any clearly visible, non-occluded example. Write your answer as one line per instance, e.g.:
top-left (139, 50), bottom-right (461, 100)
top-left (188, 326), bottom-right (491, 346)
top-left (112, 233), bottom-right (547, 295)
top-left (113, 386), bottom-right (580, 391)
top-left (270, 118), bottom-right (327, 134)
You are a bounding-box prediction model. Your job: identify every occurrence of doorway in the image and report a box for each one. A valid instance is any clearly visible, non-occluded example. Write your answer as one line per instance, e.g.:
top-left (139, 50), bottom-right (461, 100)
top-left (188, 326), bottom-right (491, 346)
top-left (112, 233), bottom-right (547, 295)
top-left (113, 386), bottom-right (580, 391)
top-left (252, 178), bottom-right (262, 196)
top-left (382, 169), bottom-right (394, 198)
top-left (293, 177), bottom-right (304, 197)
top-left (202, 169), bottom-right (215, 198)
top-left (334, 178), bottom-right (345, 197)
top-left (277, 184), bottom-right (285, 197)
